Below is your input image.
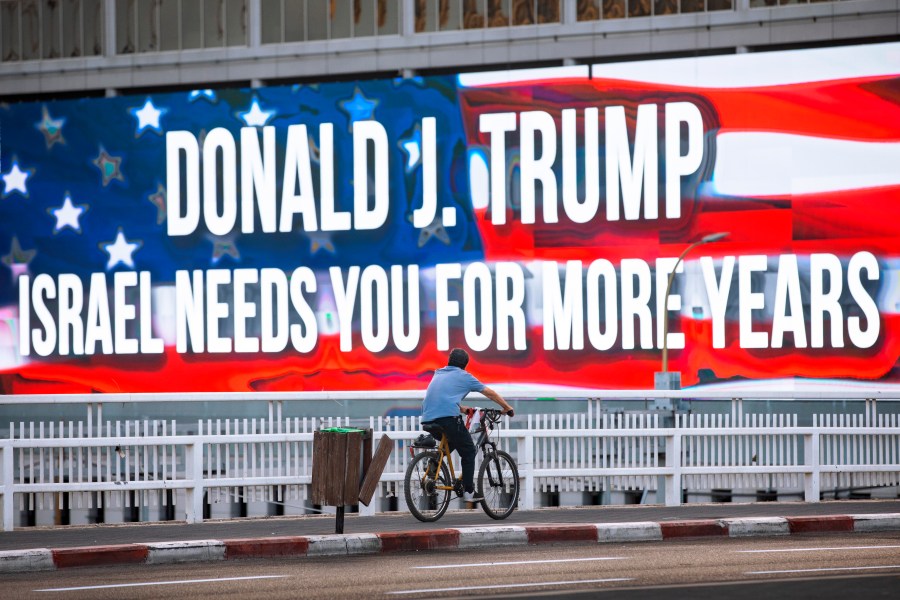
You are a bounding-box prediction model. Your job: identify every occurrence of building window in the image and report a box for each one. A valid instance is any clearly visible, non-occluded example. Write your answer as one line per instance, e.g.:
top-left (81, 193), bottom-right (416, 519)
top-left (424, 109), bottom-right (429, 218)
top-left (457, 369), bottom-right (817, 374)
top-left (749, 0), bottom-right (827, 6)
top-left (1, 0), bottom-right (103, 62)
top-left (116, 0), bottom-right (247, 54)
top-left (577, 0), bottom-right (733, 20)
top-left (261, 0), bottom-right (399, 43)
top-left (415, 0), bottom-right (562, 31)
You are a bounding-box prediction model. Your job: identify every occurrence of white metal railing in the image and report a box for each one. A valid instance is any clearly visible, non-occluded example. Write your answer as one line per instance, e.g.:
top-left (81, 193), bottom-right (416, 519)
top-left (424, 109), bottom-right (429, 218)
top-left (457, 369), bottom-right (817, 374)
top-left (1, 389), bottom-right (899, 531)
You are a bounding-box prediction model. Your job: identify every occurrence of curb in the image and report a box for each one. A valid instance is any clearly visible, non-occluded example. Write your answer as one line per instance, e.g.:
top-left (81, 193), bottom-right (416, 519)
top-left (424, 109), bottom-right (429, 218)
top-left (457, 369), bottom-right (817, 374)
top-left (2, 512), bottom-right (898, 573)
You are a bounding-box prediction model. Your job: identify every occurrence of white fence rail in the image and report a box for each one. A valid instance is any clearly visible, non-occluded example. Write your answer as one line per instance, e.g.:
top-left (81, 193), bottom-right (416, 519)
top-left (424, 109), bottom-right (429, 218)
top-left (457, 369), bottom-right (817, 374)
top-left (1, 389), bottom-right (900, 531)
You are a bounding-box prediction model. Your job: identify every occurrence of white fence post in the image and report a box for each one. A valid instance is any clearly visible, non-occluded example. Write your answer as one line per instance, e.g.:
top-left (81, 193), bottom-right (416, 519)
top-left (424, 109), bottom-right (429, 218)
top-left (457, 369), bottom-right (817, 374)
top-left (664, 430), bottom-right (682, 506)
top-left (1, 443), bottom-right (13, 531)
top-left (804, 432), bottom-right (821, 502)
top-left (520, 433), bottom-right (535, 510)
top-left (184, 441), bottom-right (205, 523)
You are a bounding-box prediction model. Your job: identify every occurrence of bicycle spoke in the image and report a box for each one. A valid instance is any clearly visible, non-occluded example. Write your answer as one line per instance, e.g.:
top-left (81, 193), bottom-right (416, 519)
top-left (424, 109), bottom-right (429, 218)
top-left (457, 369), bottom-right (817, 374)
top-left (477, 450), bottom-right (519, 520)
top-left (404, 451), bottom-right (451, 522)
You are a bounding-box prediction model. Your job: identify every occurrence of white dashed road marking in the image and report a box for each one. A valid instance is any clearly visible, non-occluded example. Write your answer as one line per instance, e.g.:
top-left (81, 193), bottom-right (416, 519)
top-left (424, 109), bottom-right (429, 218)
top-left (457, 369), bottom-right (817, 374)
top-left (36, 575), bottom-right (287, 592)
top-left (412, 557), bottom-right (627, 569)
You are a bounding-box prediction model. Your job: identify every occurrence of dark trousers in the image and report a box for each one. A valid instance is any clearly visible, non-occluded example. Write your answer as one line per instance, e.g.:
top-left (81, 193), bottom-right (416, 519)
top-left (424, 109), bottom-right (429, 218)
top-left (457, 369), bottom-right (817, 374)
top-left (431, 416), bottom-right (477, 493)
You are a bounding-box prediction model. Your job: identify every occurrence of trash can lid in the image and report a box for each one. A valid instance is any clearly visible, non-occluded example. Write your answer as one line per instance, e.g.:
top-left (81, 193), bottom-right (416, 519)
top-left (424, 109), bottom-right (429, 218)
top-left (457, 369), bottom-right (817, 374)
top-left (319, 427), bottom-right (365, 433)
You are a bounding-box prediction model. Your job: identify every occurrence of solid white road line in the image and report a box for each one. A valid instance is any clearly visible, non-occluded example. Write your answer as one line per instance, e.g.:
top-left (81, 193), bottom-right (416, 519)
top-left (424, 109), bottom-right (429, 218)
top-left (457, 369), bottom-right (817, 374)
top-left (737, 545), bottom-right (900, 554)
top-left (387, 578), bottom-right (632, 594)
top-left (413, 557), bottom-right (627, 569)
top-left (35, 575), bottom-right (287, 592)
top-left (747, 566), bottom-right (900, 575)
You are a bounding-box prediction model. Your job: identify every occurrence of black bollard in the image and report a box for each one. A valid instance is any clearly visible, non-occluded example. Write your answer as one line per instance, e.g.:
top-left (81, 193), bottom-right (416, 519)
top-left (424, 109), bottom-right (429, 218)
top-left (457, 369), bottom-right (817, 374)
top-left (335, 505), bottom-right (345, 534)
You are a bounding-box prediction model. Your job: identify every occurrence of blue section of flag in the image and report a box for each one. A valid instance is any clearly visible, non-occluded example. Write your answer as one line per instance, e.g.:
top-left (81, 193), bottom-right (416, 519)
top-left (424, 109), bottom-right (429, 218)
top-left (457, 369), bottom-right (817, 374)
top-left (0, 76), bottom-right (484, 305)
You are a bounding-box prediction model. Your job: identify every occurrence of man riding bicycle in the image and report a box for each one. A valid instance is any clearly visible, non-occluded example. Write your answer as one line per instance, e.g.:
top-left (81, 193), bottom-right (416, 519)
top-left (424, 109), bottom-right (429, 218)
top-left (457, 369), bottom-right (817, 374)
top-left (421, 348), bottom-right (514, 503)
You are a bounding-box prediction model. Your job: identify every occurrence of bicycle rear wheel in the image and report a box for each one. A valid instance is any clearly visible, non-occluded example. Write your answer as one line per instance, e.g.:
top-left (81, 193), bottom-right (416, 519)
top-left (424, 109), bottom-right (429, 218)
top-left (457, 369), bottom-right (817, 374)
top-left (477, 450), bottom-right (519, 520)
top-left (404, 451), bottom-right (452, 522)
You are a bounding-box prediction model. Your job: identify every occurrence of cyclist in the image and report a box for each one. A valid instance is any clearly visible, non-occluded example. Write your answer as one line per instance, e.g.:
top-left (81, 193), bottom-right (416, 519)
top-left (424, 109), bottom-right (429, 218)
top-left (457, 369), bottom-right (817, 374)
top-left (421, 348), bottom-right (514, 503)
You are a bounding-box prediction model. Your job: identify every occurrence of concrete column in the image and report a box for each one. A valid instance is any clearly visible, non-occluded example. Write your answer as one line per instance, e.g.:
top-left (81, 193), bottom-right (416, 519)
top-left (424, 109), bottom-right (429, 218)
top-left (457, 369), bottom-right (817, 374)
top-left (104, 0), bottom-right (117, 57)
top-left (563, 0), bottom-right (578, 24)
top-left (248, 0), bottom-right (262, 48)
top-left (402, 0), bottom-right (415, 37)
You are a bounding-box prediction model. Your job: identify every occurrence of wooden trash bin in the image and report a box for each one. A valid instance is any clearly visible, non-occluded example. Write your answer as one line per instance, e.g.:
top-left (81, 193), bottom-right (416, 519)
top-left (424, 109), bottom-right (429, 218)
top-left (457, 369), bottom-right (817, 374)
top-left (311, 427), bottom-right (393, 533)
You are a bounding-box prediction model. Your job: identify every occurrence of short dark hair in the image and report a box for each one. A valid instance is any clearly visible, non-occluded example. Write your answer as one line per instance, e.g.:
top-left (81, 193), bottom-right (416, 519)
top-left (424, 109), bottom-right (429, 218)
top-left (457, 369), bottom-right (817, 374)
top-left (448, 348), bottom-right (469, 369)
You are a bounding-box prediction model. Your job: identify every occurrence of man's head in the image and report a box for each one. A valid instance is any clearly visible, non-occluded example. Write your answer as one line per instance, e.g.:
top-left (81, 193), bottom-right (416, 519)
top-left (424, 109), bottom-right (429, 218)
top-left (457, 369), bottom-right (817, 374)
top-left (448, 348), bottom-right (469, 369)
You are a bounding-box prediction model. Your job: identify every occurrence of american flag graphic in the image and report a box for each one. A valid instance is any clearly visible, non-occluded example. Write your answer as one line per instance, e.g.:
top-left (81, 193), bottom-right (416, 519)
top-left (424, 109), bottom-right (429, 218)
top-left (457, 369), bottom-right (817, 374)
top-left (1, 42), bottom-right (899, 394)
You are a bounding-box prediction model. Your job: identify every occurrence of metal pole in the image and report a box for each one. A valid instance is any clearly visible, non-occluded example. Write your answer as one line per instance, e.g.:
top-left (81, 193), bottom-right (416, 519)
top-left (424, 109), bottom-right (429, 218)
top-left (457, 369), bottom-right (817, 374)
top-left (661, 240), bottom-right (703, 373)
top-left (660, 232), bottom-right (730, 375)
top-left (335, 505), bottom-right (345, 534)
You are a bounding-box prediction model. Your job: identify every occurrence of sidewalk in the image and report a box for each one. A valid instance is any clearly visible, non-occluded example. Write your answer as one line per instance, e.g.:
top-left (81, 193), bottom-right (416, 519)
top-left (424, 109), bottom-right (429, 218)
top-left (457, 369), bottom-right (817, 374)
top-left (2, 500), bottom-right (899, 573)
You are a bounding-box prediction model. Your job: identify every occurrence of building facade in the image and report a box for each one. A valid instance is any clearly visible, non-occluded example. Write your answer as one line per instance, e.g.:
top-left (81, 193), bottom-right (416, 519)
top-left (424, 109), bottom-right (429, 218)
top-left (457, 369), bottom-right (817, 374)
top-left (1, 0), bottom-right (897, 99)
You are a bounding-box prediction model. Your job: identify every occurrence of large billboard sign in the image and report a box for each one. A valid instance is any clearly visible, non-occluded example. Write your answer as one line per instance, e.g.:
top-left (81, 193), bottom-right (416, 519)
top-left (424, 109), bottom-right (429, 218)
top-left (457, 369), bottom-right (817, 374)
top-left (1, 43), bottom-right (899, 393)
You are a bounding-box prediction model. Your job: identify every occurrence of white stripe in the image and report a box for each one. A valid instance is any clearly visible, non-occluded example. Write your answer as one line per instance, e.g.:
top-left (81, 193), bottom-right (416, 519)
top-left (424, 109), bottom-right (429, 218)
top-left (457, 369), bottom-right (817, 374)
top-left (591, 43), bottom-right (900, 88)
top-left (712, 132), bottom-right (900, 197)
top-left (748, 565), bottom-right (900, 575)
top-left (458, 65), bottom-right (589, 87)
top-left (413, 557), bottom-right (626, 569)
top-left (738, 545), bottom-right (900, 554)
top-left (387, 578), bottom-right (632, 595)
top-left (35, 575), bottom-right (286, 592)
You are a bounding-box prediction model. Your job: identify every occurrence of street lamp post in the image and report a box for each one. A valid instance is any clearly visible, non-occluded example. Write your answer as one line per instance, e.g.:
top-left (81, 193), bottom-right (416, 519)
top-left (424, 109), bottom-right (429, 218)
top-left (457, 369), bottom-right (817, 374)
top-left (655, 232), bottom-right (729, 393)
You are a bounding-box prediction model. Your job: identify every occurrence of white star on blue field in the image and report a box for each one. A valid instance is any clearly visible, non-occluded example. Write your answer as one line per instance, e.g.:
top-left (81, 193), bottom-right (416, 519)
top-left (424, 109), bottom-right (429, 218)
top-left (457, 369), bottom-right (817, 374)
top-left (129, 97), bottom-right (168, 137)
top-left (238, 97), bottom-right (276, 127)
top-left (50, 193), bottom-right (87, 233)
top-left (102, 229), bottom-right (142, 270)
top-left (1, 159), bottom-right (34, 198)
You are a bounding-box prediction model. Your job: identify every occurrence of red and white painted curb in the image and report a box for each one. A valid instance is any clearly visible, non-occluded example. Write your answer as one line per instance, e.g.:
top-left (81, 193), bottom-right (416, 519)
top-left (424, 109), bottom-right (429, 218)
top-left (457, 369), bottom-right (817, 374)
top-left (1, 513), bottom-right (898, 573)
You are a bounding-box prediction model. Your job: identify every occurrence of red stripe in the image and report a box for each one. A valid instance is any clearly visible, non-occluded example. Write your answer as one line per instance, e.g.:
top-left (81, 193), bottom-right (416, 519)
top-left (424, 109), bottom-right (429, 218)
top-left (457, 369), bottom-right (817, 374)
top-left (526, 525), bottom-right (598, 544)
top-left (223, 537), bottom-right (310, 559)
top-left (660, 520), bottom-right (727, 539)
top-left (786, 515), bottom-right (854, 533)
top-left (377, 530), bottom-right (460, 553)
top-left (52, 544), bottom-right (148, 569)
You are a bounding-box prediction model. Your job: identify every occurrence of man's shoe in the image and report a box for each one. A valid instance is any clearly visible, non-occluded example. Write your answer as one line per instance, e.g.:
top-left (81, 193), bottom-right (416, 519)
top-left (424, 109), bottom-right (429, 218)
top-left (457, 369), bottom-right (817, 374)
top-left (463, 490), bottom-right (483, 503)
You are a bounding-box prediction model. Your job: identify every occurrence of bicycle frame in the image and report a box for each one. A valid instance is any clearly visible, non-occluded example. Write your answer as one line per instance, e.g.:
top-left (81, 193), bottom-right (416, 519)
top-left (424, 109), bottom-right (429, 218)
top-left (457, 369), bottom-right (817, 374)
top-left (430, 436), bottom-right (457, 492)
top-left (421, 412), bottom-right (500, 490)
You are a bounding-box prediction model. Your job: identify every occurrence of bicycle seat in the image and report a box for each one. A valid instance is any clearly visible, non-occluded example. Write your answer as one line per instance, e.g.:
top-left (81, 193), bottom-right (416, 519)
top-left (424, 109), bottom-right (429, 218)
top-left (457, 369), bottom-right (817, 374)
top-left (421, 421), bottom-right (445, 438)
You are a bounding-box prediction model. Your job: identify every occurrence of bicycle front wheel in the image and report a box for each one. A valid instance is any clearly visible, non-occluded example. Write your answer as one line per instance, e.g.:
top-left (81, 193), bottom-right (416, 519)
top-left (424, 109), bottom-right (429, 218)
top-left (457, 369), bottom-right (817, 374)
top-left (404, 451), bottom-right (452, 522)
top-left (477, 450), bottom-right (519, 520)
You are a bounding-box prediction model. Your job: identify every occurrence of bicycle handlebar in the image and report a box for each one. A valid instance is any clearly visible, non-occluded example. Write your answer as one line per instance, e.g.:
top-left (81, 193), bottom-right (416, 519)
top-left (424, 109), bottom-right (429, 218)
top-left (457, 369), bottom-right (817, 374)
top-left (482, 408), bottom-right (506, 423)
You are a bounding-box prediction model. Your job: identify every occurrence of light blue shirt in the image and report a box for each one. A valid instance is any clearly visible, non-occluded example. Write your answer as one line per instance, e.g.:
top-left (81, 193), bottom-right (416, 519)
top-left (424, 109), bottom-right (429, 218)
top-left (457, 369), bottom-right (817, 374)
top-left (421, 366), bottom-right (486, 422)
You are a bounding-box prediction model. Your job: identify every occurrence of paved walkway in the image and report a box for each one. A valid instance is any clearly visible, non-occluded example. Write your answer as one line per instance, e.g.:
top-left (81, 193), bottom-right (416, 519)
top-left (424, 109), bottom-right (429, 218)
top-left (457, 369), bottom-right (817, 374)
top-left (1, 500), bottom-right (899, 572)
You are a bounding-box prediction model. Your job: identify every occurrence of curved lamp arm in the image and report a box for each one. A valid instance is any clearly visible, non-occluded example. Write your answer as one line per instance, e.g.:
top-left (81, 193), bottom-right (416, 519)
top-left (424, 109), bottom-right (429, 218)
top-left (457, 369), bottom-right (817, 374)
top-left (660, 232), bottom-right (729, 373)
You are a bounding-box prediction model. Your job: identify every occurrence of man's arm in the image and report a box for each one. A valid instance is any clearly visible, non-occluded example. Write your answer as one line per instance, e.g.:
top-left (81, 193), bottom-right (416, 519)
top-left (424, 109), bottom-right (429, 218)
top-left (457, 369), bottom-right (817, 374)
top-left (481, 386), bottom-right (514, 416)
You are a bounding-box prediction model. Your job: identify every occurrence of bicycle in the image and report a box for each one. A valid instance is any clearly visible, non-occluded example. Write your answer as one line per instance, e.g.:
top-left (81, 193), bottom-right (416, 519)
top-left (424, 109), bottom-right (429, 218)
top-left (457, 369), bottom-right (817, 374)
top-left (404, 408), bottom-right (519, 522)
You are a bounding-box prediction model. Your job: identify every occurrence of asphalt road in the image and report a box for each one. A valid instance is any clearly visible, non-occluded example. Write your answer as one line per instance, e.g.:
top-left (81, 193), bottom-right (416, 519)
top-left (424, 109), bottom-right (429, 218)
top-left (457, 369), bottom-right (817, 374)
top-left (3, 531), bottom-right (899, 599)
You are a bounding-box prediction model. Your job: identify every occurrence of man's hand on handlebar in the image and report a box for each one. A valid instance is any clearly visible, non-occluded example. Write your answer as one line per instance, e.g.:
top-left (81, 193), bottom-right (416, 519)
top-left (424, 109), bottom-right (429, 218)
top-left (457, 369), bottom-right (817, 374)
top-left (504, 408), bottom-right (515, 418)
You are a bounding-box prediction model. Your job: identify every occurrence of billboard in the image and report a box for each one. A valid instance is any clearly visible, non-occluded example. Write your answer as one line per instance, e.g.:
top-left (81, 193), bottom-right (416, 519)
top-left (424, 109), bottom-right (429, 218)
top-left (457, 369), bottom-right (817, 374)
top-left (1, 42), bottom-right (899, 393)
